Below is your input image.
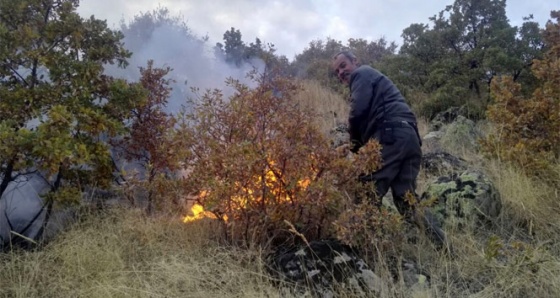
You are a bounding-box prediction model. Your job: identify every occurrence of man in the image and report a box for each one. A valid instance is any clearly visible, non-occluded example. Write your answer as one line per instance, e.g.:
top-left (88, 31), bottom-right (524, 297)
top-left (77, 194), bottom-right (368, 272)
top-left (332, 51), bottom-right (447, 249)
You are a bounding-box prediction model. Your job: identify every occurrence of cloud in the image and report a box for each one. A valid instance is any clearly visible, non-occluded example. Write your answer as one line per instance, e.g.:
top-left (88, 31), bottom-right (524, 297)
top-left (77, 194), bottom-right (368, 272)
top-left (169, 0), bottom-right (328, 58)
top-left (77, 0), bottom-right (557, 60)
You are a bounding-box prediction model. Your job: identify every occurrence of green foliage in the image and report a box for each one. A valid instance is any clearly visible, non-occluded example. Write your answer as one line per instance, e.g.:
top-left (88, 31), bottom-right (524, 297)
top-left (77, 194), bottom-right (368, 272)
top-left (383, 0), bottom-right (545, 119)
top-left (176, 71), bottom-right (392, 248)
top-left (215, 27), bottom-right (247, 67)
top-left (214, 27), bottom-right (291, 76)
top-left (481, 11), bottom-right (560, 185)
top-left (290, 37), bottom-right (397, 98)
top-left (0, 0), bottom-right (144, 197)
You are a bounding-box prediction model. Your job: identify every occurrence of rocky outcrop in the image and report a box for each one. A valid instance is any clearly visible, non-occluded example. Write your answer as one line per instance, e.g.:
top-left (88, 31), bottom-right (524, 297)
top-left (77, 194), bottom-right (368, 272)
top-left (422, 131), bottom-right (445, 153)
top-left (421, 170), bottom-right (501, 229)
top-left (0, 176), bottom-right (116, 251)
top-left (421, 151), bottom-right (468, 177)
top-left (423, 107), bottom-right (481, 154)
top-left (268, 239), bottom-right (382, 297)
top-left (429, 106), bottom-right (466, 132)
top-left (440, 115), bottom-right (480, 153)
top-left (268, 239), bottom-right (430, 297)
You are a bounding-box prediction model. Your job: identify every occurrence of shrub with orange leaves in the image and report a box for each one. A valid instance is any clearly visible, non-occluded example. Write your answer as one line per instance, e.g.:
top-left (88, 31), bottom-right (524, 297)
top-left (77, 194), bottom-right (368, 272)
top-left (481, 11), bottom-right (560, 184)
top-left (175, 70), bottom-right (395, 249)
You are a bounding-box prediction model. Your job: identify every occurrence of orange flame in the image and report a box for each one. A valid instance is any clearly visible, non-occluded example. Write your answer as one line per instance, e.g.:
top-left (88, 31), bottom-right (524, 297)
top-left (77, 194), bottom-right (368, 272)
top-left (182, 203), bottom-right (217, 223)
top-left (183, 160), bottom-right (313, 223)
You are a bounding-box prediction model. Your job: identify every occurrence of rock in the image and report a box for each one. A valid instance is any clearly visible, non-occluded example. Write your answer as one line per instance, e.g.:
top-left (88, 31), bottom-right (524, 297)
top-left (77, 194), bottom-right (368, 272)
top-left (329, 123), bottom-right (350, 149)
top-left (267, 239), bottom-right (384, 297)
top-left (1, 177), bottom-right (113, 250)
top-left (422, 170), bottom-right (501, 229)
top-left (401, 259), bottom-right (430, 290)
top-left (440, 116), bottom-right (480, 153)
top-left (422, 131), bottom-right (445, 153)
top-left (421, 151), bottom-right (467, 177)
top-left (424, 106), bottom-right (481, 154)
top-left (1, 173), bottom-right (51, 250)
top-left (429, 106), bottom-right (466, 131)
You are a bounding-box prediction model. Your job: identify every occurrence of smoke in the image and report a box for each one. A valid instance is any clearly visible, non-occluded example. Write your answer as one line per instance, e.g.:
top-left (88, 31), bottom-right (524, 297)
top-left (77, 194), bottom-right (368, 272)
top-left (102, 18), bottom-right (270, 178)
top-left (106, 22), bottom-right (266, 114)
top-left (2, 11), bottom-right (270, 245)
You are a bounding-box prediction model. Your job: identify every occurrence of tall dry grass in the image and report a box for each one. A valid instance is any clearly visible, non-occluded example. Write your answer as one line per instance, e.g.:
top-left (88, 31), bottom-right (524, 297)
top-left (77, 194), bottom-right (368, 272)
top-left (0, 209), bottom-right (281, 298)
top-left (293, 80), bottom-right (349, 134)
top-left (2, 81), bottom-right (560, 298)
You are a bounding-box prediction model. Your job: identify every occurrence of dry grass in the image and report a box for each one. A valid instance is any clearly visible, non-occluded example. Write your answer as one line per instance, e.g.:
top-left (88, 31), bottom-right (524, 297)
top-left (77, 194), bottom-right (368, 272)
top-left (2, 82), bottom-right (560, 298)
top-left (406, 149), bottom-right (560, 298)
top-left (0, 209), bottom-right (281, 298)
top-left (484, 159), bottom-right (560, 241)
top-left (2, 200), bottom-right (559, 298)
top-left (293, 80), bottom-right (349, 134)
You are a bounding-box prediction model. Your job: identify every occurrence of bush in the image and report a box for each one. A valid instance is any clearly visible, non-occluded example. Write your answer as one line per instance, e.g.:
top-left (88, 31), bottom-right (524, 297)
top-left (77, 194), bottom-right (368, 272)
top-left (481, 11), bottom-right (560, 184)
top-left (111, 61), bottom-right (181, 213)
top-left (175, 70), bottom-right (398, 250)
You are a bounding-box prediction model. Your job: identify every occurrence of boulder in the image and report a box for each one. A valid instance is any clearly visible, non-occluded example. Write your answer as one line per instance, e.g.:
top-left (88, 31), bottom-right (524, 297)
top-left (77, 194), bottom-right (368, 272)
top-left (429, 106), bottom-right (466, 132)
top-left (422, 170), bottom-right (501, 230)
top-left (421, 151), bottom-right (467, 177)
top-left (422, 131), bottom-right (445, 153)
top-left (424, 106), bottom-right (481, 154)
top-left (268, 239), bottom-right (383, 297)
top-left (0, 173), bottom-right (87, 250)
top-left (0, 173), bottom-right (51, 250)
top-left (401, 259), bottom-right (430, 291)
top-left (440, 115), bottom-right (480, 153)
top-left (268, 239), bottom-right (432, 297)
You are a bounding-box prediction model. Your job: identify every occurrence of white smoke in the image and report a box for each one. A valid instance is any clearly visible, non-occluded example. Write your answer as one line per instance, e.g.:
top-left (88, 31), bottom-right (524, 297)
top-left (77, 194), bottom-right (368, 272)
top-left (106, 22), bottom-right (265, 114)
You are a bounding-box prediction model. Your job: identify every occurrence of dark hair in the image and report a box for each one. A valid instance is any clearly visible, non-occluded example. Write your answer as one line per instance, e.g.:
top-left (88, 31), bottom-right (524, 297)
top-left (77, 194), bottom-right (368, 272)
top-left (332, 50), bottom-right (357, 62)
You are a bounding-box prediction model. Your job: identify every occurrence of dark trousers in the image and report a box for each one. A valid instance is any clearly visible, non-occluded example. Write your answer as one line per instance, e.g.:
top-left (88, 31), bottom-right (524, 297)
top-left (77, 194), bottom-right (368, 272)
top-left (360, 123), bottom-right (448, 249)
top-left (360, 122), bottom-right (422, 217)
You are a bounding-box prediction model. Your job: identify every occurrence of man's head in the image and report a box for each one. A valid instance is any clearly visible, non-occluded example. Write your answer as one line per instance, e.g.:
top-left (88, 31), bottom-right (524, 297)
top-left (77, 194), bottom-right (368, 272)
top-left (332, 51), bottom-right (359, 85)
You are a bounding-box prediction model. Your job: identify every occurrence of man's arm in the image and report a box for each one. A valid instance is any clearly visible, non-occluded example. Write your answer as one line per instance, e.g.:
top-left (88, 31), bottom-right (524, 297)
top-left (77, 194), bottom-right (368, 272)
top-left (348, 70), bottom-right (373, 152)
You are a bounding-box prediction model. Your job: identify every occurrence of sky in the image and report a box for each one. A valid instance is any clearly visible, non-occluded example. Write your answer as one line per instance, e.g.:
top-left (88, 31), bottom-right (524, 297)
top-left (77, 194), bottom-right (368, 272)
top-left (76, 0), bottom-right (557, 59)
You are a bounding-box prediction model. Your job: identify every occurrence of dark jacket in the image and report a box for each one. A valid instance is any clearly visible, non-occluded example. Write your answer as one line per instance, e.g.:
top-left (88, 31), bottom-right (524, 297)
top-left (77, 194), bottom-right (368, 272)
top-left (348, 65), bottom-right (416, 151)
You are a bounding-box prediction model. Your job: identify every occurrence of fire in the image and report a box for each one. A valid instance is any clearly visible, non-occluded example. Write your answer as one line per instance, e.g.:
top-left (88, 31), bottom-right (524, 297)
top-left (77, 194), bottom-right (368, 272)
top-left (182, 160), bottom-right (314, 223)
top-left (182, 203), bottom-right (217, 223)
top-left (182, 191), bottom-right (220, 223)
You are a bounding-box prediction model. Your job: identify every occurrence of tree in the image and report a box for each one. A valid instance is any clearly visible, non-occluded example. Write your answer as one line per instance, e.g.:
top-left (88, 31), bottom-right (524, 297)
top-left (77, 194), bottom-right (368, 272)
top-left (117, 6), bottom-right (212, 117)
top-left (347, 37), bottom-right (397, 67)
top-left (119, 6), bottom-right (207, 61)
top-left (481, 11), bottom-right (560, 184)
top-left (111, 61), bottom-right (179, 213)
top-left (291, 37), bottom-right (397, 96)
top-left (291, 38), bottom-right (343, 91)
top-left (0, 0), bottom-right (144, 201)
top-left (387, 0), bottom-right (545, 118)
top-left (214, 27), bottom-right (291, 82)
top-left (245, 37), bottom-right (264, 60)
top-left (215, 27), bottom-right (246, 67)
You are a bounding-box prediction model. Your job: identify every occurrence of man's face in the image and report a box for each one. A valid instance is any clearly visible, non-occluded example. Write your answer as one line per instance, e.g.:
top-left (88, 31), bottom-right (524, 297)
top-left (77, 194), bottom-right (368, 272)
top-left (332, 54), bottom-right (358, 85)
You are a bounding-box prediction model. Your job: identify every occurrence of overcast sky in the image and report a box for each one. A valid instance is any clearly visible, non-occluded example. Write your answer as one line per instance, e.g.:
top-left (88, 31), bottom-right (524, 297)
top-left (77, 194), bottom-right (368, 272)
top-left (76, 0), bottom-right (556, 59)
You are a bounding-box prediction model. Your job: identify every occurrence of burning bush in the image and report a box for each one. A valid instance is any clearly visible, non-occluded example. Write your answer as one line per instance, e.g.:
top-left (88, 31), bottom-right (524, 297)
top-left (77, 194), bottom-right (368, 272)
top-left (176, 70), bottom-right (396, 249)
